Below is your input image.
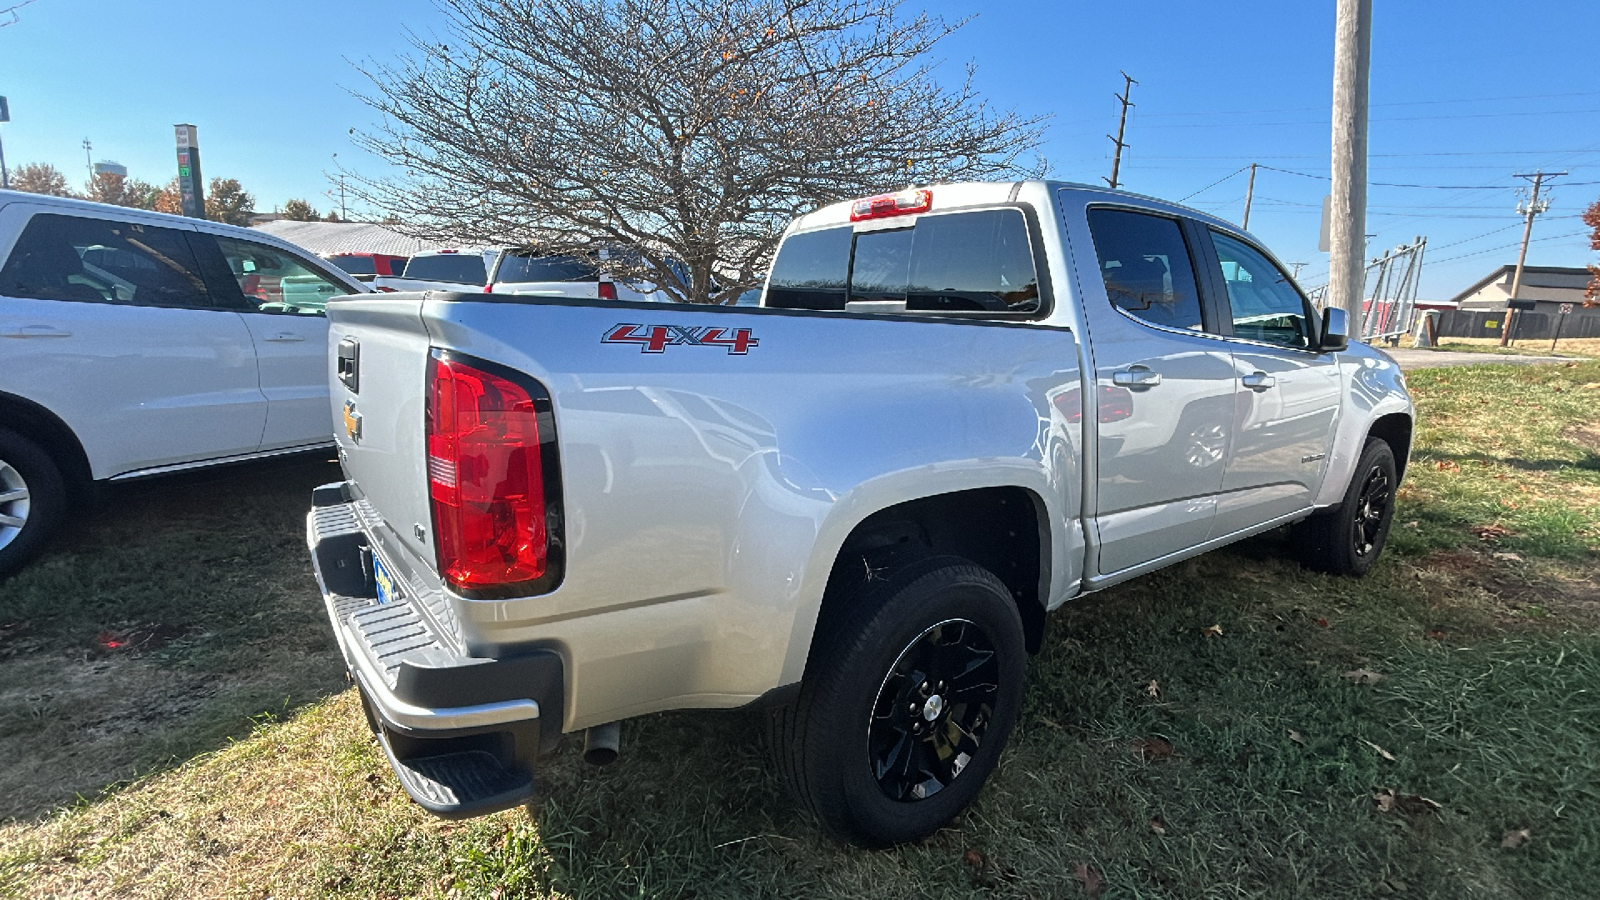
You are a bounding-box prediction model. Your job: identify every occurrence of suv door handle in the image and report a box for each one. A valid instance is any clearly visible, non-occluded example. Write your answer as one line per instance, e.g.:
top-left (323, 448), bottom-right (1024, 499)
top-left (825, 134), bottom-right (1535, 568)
top-left (1111, 366), bottom-right (1162, 388)
top-left (0, 325), bottom-right (72, 338)
top-left (264, 333), bottom-right (306, 342)
top-left (1241, 372), bottom-right (1276, 390)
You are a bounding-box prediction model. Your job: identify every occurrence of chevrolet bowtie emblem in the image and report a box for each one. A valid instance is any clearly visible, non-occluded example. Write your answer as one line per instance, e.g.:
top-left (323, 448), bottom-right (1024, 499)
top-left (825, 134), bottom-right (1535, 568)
top-left (343, 400), bottom-right (363, 443)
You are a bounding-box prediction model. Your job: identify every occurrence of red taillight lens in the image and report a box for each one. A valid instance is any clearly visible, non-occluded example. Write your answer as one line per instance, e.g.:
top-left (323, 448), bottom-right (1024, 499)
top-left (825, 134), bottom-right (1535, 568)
top-left (597, 281), bottom-right (618, 301)
top-left (483, 283), bottom-right (495, 293)
top-left (849, 188), bottom-right (933, 221)
top-left (375, 285), bottom-right (398, 293)
top-left (426, 352), bottom-right (559, 596)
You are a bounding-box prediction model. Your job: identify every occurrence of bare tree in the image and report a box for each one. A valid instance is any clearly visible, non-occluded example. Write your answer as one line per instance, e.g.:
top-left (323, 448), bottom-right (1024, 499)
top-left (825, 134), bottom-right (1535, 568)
top-left (350, 0), bottom-right (1045, 303)
top-left (10, 162), bottom-right (72, 197)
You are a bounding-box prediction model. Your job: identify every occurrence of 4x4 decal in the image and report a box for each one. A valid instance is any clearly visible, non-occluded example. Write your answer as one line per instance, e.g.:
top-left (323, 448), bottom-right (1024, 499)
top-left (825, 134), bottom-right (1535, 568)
top-left (602, 323), bottom-right (759, 355)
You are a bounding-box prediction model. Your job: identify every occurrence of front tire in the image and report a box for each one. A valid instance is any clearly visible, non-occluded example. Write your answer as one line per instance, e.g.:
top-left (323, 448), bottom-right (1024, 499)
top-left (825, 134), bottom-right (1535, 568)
top-left (0, 427), bottom-right (66, 578)
top-left (1295, 437), bottom-right (1397, 577)
top-left (773, 557), bottom-right (1026, 847)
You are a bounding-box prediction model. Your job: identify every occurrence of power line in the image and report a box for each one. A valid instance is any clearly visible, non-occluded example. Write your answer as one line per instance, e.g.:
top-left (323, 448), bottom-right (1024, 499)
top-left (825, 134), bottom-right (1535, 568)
top-left (1177, 165), bottom-right (1250, 202)
top-left (1135, 90), bottom-right (1600, 119)
top-left (1425, 230), bottom-right (1587, 266)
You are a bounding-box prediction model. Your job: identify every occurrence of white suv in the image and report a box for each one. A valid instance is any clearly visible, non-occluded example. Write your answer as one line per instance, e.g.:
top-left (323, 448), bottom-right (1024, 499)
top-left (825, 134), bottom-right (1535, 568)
top-left (0, 191), bottom-right (367, 574)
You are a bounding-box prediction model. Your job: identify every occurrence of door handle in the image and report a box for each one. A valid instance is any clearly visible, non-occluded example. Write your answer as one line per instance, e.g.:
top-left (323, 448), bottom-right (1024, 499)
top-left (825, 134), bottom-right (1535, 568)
top-left (264, 333), bottom-right (306, 342)
top-left (0, 325), bottom-right (72, 338)
top-left (1241, 372), bottom-right (1276, 390)
top-left (1111, 367), bottom-right (1162, 388)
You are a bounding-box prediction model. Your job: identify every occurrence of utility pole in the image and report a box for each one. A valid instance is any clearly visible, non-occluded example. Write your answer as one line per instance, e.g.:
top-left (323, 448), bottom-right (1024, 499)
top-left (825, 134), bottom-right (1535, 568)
top-left (1499, 169), bottom-right (1564, 347)
top-left (82, 138), bottom-right (92, 182)
top-left (1289, 261), bottom-right (1307, 280)
top-left (1328, 0), bottom-right (1372, 336)
top-left (1105, 71), bottom-right (1136, 190)
top-left (1241, 162), bottom-right (1259, 230)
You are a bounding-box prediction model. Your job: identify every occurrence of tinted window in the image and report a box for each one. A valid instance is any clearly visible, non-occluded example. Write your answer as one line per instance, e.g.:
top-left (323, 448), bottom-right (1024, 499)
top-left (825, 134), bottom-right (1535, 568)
top-left (496, 253), bottom-right (598, 283)
top-left (766, 226), bottom-right (852, 310)
top-left (404, 253), bottom-right (486, 284)
top-left (1085, 208), bottom-right (1204, 331)
top-left (767, 210), bottom-right (1040, 314)
top-left (213, 235), bottom-right (349, 315)
top-left (0, 213), bottom-right (212, 309)
top-left (328, 254), bottom-right (377, 275)
top-left (1210, 231), bottom-right (1315, 348)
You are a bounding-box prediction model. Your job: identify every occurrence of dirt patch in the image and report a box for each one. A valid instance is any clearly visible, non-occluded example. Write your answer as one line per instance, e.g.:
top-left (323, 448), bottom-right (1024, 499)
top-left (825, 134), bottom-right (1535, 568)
top-left (1562, 421), bottom-right (1600, 456)
top-left (1417, 549), bottom-right (1600, 630)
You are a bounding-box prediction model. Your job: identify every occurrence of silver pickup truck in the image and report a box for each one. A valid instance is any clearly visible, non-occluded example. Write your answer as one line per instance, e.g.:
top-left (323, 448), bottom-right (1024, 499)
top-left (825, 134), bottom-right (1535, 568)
top-left (307, 181), bottom-right (1413, 847)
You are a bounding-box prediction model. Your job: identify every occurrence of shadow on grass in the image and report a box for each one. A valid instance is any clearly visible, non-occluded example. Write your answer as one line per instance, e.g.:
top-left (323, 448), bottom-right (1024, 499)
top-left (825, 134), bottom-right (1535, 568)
top-left (0, 454), bottom-right (350, 822)
top-left (381, 545), bottom-right (1599, 900)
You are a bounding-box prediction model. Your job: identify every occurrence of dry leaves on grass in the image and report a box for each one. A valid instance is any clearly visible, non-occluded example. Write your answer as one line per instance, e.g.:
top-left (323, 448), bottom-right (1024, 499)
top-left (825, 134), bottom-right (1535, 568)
top-left (1287, 729), bottom-right (1307, 746)
top-left (1501, 828), bottom-right (1532, 849)
top-left (1472, 523), bottom-right (1513, 541)
top-left (1200, 624), bottom-right (1224, 638)
top-left (1131, 736), bottom-right (1175, 763)
top-left (1073, 862), bottom-right (1105, 898)
top-left (1148, 816), bottom-right (1167, 836)
top-left (1343, 668), bottom-right (1386, 685)
top-left (1144, 679), bottom-right (1161, 700)
top-left (1435, 460), bottom-right (1462, 472)
top-left (1374, 787), bottom-right (1442, 815)
top-left (1360, 739), bottom-right (1397, 762)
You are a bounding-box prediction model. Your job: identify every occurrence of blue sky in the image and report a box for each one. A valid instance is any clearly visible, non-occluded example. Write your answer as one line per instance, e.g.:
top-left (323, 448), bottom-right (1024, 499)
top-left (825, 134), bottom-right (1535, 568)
top-left (3, 0), bottom-right (1598, 297)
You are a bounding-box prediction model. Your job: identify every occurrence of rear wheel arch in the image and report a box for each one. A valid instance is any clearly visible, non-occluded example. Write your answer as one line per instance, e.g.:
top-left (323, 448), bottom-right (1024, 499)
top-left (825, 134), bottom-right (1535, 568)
top-left (811, 486), bottom-right (1051, 657)
top-left (0, 391), bottom-right (93, 498)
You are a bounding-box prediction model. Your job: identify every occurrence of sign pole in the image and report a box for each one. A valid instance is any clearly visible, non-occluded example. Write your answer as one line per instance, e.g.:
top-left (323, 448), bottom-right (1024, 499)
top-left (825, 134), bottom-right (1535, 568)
top-left (174, 124), bottom-right (206, 219)
top-left (0, 95), bottom-right (11, 190)
top-left (1551, 303), bottom-right (1572, 353)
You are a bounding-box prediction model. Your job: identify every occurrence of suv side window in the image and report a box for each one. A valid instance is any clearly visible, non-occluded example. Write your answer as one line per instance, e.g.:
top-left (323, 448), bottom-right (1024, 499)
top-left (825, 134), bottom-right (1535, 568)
top-left (1085, 208), bottom-right (1205, 332)
top-left (1209, 230), bottom-right (1316, 349)
top-left (766, 209), bottom-right (1041, 314)
top-left (0, 213), bottom-right (213, 309)
top-left (210, 235), bottom-right (349, 315)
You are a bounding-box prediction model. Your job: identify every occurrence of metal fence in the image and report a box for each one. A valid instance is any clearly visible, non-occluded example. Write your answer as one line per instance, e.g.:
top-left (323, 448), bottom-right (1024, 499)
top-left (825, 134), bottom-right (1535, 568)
top-left (1304, 236), bottom-right (1428, 344)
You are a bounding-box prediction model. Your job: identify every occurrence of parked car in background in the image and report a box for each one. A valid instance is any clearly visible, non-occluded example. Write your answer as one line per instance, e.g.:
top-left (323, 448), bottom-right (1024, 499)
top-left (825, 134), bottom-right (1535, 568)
top-left (0, 190), bottom-right (367, 575)
top-left (324, 252), bottom-right (408, 283)
top-left (485, 246), bottom-right (679, 302)
top-left (307, 181), bottom-right (1412, 846)
top-left (372, 249), bottom-right (492, 293)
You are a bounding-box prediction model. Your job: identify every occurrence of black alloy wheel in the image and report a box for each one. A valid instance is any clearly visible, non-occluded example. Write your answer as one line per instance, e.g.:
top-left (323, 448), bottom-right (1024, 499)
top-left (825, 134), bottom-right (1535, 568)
top-left (1293, 437), bottom-right (1398, 577)
top-left (868, 618), bottom-right (999, 802)
top-left (771, 556), bottom-right (1025, 847)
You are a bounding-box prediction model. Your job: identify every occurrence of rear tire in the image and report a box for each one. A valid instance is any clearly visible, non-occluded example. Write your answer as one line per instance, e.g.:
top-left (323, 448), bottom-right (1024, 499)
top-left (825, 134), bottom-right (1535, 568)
top-left (0, 427), bottom-right (66, 578)
top-left (1295, 437), bottom-right (1397, 577)
top-left (772, 557), bottom-right (1026, 847)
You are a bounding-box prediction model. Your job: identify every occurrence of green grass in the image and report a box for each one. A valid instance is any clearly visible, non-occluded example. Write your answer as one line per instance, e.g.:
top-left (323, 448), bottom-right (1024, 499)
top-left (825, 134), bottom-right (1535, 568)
top-left (2, 362), bottom-right (1599, 898)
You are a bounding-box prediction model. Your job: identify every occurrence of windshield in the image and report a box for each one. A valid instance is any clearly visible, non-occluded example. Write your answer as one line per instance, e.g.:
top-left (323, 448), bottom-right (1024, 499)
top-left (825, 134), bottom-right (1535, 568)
top-left (495, 253), bottom-right (599, 283)
top-left (327, 255), bottom-right (376, 275)
top-left (403, 253), bottom-right (486, 284)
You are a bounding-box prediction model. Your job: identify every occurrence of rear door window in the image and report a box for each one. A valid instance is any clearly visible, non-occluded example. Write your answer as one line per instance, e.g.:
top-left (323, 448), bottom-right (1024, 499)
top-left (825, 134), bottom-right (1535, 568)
top-left (404, 253), bottom-right (486, 284)
top-left (0, 213), bottom-right (213, 309)
top-left (765, 209), bottom-right (1040, 314)
top-left (1085, 208), bottom-right (1205, 332)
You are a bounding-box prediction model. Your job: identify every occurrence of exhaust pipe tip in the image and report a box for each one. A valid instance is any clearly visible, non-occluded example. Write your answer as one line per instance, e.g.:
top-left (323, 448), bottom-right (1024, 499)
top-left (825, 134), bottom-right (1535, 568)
top-left (582, 721), bottom-right (621, 766)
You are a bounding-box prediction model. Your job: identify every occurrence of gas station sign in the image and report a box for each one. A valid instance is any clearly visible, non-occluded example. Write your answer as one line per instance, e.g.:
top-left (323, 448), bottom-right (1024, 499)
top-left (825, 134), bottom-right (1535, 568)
top-left (174, 124), bottom-right (205, 219)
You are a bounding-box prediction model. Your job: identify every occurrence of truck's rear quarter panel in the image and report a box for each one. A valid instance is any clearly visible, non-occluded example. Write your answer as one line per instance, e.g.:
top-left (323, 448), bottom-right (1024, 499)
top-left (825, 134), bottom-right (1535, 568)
top-left (329, 293), bottom-right (1080, 730)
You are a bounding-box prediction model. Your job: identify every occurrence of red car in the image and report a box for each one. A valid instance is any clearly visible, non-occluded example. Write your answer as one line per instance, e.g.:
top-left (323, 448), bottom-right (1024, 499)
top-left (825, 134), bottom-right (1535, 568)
top-left (323, 253), bottom-right (409, 282)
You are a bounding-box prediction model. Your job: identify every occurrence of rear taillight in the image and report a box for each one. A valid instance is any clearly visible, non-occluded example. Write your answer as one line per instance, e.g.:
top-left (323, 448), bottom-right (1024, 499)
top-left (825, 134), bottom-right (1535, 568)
top-left (426, 351), bottom-right (563, 598)
top-left (483, 283), bottom-right (495, 293)
top-left (375, 285), bottom-right (398, 293)
top-left (598, 281), bottom-right (618, 301)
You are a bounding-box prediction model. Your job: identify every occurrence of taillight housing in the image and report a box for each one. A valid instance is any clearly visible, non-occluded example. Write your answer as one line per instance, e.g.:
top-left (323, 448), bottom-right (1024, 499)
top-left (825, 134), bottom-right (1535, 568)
top-left (426, 351), bottom-right (564, 598)
top-left (850, 188), bottom-right (932, 221)
top-left (597, 281), bottom-right (618, 301)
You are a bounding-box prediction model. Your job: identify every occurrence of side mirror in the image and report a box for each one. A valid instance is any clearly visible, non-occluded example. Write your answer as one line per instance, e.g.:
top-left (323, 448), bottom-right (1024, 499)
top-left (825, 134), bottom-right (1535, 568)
top-left (1320, 307), bottom-right (1349, 353)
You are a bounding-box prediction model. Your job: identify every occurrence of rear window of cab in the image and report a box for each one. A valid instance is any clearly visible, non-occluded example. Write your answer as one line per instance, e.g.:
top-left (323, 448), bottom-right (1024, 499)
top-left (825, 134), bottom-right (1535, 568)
top-left (765, 208), bottom-right (1041, 315)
